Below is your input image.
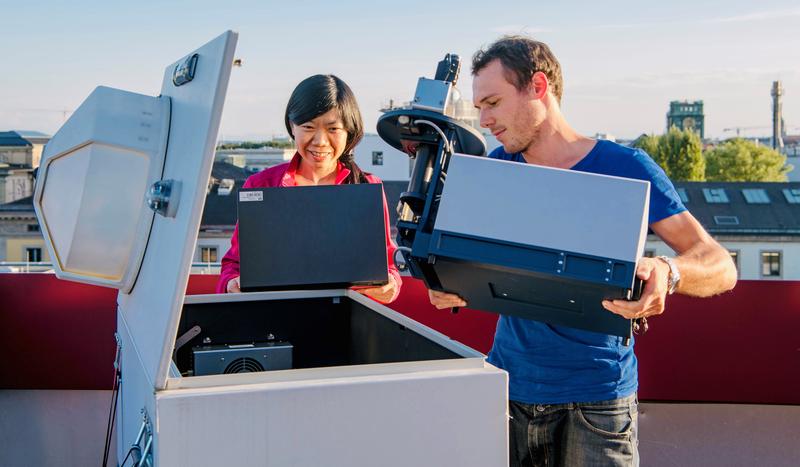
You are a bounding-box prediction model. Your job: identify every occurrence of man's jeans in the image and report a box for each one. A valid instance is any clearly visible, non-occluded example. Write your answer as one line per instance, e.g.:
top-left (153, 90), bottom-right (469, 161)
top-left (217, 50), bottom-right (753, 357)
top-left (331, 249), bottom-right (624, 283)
top-left (508, 393), bottom-right (639, 467)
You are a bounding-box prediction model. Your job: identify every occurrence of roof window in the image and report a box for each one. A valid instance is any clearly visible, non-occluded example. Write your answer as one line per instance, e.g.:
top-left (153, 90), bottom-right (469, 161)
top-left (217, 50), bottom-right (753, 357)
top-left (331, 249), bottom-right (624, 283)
top-left (782, 188), bottom-right (800, 204)
top-left (714, 215), bottom-right (739, 225)
top-left (703, 188), bottom-right (729, 203)
top-left (742, 189), bottom-right (770, 204)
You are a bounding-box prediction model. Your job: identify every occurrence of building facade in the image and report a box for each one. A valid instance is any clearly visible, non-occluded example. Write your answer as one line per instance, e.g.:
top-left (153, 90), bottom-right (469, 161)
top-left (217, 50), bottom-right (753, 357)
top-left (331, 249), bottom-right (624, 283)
top-left (783, 135), bottom-right (800, 182)
top-left (353, 134), bottom-right (412, 182)
top-left (0, 196), bottom-right (50, 267)
top-left (667, 101), bottom-right (705, 139)
top-left (0, 131), bottom-right (49, 205)
top-left (644, 182), bottom-right (800, 280)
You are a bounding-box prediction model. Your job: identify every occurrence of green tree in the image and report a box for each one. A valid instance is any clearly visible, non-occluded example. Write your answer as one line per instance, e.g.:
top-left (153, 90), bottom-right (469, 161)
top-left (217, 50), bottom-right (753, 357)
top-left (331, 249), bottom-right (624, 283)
top-left (659, 126), bottom-right (705, 181)
top-left (705, 138), bottom-right (792, 182)
top-left (631, 134), bottom-right (660, 161)
top-left (217, 140), bottom-right (295, 150)
top-left (632, 127), bottom-right (705, 181)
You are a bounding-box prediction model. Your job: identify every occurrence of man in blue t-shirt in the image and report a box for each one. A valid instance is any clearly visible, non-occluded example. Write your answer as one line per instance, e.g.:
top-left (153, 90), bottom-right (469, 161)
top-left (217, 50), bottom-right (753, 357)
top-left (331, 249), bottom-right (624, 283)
top-left (427, 36), bottom-right (737, 466)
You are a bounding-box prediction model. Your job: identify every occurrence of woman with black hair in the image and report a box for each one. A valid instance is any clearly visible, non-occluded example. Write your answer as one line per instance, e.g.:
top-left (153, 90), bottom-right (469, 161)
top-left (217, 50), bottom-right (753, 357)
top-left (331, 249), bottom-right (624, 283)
top-left (216, 74), bottom-right (402, 303)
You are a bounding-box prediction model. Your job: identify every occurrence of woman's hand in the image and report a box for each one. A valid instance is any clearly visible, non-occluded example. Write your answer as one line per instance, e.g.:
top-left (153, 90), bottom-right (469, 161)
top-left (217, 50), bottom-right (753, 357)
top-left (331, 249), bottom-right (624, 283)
top-left (356, 275), bottom-right (398, 303)
top-left (227, 276), bottom-right (241, 293)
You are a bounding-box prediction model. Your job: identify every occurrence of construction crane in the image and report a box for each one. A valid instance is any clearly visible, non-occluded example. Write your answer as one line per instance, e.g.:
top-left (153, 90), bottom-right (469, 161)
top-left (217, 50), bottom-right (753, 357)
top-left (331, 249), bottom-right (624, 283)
top-left (722, 126), bottom-right (770, 137)
top-left (8, 108), bottom-right (74, 124)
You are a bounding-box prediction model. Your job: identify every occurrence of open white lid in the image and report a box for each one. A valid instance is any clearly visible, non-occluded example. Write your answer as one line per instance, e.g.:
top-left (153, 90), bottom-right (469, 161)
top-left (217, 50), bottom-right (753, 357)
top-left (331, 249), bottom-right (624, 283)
top-left (34, 31), bottom-right (239, 389)
top-left (33, 86), bottom-right (170, 291)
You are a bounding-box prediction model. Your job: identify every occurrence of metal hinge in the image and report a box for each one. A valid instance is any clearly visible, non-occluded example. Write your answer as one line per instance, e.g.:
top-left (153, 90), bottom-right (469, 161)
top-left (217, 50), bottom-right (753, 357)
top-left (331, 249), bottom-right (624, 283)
top-left (146, 179), bottom-right (181, 218)
top-left (113, 332), bottom-right (122, 373)
top-left (128, 408), bottom-right (154, 467)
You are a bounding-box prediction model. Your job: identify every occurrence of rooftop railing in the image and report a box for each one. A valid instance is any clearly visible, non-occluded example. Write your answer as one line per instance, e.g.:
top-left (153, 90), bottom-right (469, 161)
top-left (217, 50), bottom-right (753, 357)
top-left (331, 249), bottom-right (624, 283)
top-left (0, 262), bottom-right (221, 274)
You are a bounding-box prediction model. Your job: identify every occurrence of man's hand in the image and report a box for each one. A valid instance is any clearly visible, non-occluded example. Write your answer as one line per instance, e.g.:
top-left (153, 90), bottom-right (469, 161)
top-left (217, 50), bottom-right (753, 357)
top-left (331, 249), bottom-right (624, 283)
top-left (227, 276), bottom-right (241, 293)
top-left (428, 289), bottom-right (467, 310)
top-left (602, 257), bottom-right (670, 320)
top-left (356, 275), bottom-right (399, 303)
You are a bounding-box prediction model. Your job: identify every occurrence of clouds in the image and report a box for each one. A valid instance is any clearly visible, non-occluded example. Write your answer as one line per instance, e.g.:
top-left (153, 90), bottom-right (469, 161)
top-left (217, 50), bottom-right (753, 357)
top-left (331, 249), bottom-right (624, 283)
top-left (490, 6), bottom-right (800, 33)
top-left (706, 7), bottom-right (800, 24)
top-left (3, 1), bottom-right (799, 140)
top-left (570, 68), bottom-right (800, 90)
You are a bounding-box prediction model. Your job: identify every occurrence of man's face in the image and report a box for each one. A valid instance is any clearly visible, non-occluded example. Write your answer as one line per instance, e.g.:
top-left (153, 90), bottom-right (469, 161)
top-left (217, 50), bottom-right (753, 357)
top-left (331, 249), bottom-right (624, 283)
top-left (472, 59), bottom-right (544, 154)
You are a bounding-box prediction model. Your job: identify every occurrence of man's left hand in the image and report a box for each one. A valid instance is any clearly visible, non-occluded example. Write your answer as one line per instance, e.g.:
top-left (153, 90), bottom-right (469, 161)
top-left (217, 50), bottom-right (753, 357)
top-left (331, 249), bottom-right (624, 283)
top-left (602, 257), bottom-right (670, 320)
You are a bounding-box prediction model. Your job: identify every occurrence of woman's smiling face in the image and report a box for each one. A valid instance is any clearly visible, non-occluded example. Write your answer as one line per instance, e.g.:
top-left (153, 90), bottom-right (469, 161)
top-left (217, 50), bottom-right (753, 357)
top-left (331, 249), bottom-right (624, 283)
top-left (291, 108), bottom-right (349, 172)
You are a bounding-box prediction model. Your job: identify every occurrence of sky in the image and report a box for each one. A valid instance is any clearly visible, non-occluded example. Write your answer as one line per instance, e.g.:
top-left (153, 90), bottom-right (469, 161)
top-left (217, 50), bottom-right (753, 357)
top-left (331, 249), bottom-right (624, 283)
top-left (2, 0), bottom-right (799, 141)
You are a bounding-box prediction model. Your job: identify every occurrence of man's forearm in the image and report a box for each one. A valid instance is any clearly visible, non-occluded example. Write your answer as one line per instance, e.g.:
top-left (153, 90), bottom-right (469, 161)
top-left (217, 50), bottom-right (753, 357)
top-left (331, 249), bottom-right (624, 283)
top-left (673, 240), bottom-right (737, 297)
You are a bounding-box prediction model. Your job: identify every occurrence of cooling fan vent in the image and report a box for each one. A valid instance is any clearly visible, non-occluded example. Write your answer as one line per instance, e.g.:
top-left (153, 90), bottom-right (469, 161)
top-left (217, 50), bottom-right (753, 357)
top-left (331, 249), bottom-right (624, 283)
top-left (192, 341), bottom-right (293, 376)
top-left (224, 357), bottom-right (265, 374)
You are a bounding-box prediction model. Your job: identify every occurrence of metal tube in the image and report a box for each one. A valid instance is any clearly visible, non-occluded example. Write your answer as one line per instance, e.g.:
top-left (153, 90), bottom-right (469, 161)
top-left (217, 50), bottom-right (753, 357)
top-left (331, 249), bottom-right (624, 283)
top-left (402, 145), bottom-right (434, 215)
top-left (137, 435), bottom-right (153, 467)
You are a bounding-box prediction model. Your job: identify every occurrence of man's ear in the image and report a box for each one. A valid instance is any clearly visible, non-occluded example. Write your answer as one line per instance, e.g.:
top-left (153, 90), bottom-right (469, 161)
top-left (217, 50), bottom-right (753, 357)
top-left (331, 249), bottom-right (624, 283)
top-left (529, 71), bottom-right (549, 100)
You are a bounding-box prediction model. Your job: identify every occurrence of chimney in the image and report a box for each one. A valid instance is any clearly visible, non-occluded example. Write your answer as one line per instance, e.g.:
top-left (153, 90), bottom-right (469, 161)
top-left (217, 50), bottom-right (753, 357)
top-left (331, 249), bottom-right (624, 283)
top-left (771, 81), bottom-right (784, 151)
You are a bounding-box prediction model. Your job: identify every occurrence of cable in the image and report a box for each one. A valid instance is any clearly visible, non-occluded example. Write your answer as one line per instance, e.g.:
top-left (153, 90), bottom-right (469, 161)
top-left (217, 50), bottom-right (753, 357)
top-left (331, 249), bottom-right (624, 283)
top-left (393, 246), bottom-right (412, 271)
top-left (101, 368), bottom-right (121, 466)
top-left (102, 335), bottom-right (122, 467)
top-left (413, 119), bottom-right (454, 155)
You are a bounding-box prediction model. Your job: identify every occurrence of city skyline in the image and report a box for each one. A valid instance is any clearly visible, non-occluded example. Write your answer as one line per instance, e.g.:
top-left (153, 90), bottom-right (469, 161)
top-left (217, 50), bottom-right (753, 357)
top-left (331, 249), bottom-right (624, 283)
top-left (2, 0), bottom-right (799, 141)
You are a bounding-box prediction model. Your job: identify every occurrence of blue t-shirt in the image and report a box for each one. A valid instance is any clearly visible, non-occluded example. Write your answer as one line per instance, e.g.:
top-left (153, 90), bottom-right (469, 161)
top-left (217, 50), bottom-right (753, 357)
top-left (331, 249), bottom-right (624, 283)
top-left (487, 140), bottom-right (686, 404)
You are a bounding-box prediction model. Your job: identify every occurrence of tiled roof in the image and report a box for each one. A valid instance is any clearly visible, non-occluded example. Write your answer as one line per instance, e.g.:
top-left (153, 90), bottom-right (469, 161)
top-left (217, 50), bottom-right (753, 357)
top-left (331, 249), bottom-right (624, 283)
top-left (12, 130), bottom-right (50, 140)
top-left (0, 196), bottom-right (34, 212)
top-left (782, 135), bottom-right (800, 145)
top-left (0, 131), bottom-right (31, 148)
top-left (211, 161), bottom-right (250, 182)
top-left (674, 181), bottom-right (800, 235)
top-left (201, 188), bottom-right (238, 227)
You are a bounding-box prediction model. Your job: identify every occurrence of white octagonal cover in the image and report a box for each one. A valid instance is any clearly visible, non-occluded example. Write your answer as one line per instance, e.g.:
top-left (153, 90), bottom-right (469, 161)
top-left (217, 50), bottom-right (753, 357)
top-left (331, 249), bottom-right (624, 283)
top-left (34, 87), bottom-right (170, 291)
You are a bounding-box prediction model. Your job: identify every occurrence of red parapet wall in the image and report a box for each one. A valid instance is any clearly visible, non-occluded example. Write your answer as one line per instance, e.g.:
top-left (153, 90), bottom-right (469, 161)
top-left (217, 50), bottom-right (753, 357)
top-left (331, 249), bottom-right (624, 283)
top-left (0, 274), bottom-right (118, 390)
top-left (1, 274), bottom-right (798, 404)
top-left (633, 281), bottom-right (800, 404)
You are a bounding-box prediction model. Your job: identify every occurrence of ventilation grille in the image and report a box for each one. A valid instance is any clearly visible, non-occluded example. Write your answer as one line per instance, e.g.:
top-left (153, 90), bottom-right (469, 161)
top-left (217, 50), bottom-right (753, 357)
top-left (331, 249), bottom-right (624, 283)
top-left (224, 357), bottom-right (265, 374)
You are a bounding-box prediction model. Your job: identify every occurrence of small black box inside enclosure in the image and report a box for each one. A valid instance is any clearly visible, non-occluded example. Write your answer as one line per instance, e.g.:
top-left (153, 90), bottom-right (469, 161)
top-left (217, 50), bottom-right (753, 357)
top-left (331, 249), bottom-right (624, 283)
top-left (193, 342), bottom-right (293, 376)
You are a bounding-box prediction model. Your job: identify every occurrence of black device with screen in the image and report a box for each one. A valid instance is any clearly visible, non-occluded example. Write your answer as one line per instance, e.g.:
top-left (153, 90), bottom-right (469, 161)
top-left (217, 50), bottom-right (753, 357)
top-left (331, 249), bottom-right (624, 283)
top-left (237, 183), bottom-right (389, 292)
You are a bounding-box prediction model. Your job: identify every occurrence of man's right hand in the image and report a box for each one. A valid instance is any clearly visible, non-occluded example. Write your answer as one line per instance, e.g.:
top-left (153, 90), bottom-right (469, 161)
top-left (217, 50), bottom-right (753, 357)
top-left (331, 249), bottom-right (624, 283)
top-left (428, 289), bottom-right (467, 309)
top-left (227, 276), bottom-right (241, 293)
